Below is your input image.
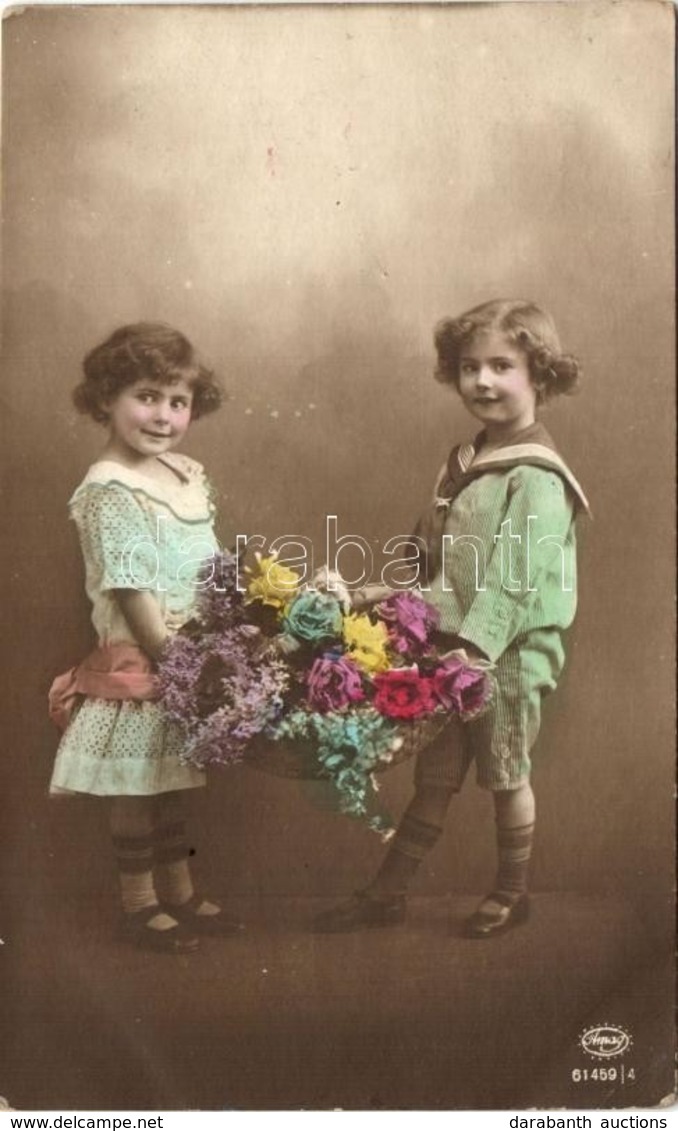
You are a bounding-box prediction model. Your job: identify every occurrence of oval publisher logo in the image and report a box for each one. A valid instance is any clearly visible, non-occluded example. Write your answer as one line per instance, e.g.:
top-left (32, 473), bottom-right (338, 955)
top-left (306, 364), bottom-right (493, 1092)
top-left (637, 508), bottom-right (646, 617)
top-left (579, 1025), bottom-right (632, 1059)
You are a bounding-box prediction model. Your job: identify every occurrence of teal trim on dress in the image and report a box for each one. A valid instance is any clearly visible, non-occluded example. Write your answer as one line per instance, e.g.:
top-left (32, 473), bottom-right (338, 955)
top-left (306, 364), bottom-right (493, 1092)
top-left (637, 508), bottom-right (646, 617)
top-left (70, 479), bottom-right (215, 526)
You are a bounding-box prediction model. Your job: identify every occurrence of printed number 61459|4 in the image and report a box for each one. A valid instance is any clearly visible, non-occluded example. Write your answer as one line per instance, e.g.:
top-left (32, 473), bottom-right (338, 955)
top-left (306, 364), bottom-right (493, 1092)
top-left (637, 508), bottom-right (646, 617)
top-left (572, 1068), bottom-right (636, 1083)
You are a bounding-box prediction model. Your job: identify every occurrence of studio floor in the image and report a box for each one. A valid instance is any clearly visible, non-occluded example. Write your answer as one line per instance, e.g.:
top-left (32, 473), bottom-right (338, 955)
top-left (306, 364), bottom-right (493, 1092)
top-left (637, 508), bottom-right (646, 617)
top-left (1, 892), bottom-right (674, 1112)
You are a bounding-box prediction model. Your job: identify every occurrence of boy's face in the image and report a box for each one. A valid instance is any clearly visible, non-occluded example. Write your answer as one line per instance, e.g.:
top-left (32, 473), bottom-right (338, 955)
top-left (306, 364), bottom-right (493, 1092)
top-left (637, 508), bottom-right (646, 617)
top-left (457, 329), bottom-right (537, 440)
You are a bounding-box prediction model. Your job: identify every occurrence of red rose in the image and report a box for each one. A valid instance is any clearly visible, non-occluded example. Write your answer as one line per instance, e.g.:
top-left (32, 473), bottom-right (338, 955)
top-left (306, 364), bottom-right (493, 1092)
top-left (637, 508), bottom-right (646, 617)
top-left (373, 667), bottom-right (436, 720)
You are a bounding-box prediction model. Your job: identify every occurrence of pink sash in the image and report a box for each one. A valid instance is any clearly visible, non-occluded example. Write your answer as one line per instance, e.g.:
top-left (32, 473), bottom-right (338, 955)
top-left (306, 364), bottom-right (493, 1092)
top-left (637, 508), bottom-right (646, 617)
top-left (48, 643), bottom-right (159, 731)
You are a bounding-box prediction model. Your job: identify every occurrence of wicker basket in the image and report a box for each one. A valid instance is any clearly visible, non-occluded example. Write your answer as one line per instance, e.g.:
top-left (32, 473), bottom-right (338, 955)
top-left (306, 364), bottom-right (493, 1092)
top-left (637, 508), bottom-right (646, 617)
top-left (244, 712), bottom-right (455, 780)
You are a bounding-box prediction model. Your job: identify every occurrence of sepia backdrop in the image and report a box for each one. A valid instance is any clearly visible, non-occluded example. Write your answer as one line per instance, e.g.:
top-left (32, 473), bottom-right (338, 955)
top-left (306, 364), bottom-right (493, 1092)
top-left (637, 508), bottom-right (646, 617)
top-left (2, 2), bottom-right (674, 919)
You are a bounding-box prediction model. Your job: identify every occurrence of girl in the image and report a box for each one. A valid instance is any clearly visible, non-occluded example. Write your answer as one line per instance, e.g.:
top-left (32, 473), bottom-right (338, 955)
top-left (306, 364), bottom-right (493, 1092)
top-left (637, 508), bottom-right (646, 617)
top-left (315, 299), bottom-right (589, 937)
top-left (49, 322), bottom-right (236, 952)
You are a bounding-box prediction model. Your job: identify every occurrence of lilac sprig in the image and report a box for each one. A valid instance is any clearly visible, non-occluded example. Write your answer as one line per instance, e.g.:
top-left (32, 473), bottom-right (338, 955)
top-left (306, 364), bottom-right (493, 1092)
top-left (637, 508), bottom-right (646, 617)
top-left (158, 624), bottom-right (290, 767)
top-left (193, 550), bottom-right (246, 632)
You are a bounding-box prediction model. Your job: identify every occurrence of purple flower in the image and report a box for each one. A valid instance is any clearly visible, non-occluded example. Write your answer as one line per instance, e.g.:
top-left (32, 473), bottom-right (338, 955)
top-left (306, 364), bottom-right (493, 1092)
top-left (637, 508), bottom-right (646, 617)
top-left (307, 655), bottom-right (365, 712)
top-left (194, 551), bottom-right (246, 631)
top-left (431, 657), bottom-right (492, 719)
top-left (157, 624), bottom-right (290, 767)
top-left (376, 592), bottom-right (440, 656)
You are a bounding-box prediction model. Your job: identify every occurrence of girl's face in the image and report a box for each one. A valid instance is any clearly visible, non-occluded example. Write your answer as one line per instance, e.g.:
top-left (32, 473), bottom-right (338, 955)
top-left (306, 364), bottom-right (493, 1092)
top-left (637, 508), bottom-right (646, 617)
top-left (458, 329), bottom-right (538, 441)
top-left (104, 378), bottom-right (193, 463)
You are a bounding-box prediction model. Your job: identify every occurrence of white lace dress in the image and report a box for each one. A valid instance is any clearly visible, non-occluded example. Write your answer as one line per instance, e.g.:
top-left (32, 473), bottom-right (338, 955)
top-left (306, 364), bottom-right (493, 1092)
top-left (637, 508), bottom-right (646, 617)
top-left (50, 454), bottom-right (220, 796)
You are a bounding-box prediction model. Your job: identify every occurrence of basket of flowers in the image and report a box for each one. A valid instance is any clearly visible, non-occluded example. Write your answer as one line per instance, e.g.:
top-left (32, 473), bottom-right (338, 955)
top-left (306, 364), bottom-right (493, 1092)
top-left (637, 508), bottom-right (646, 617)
top-left (158, 551), bottom-right (494, 833)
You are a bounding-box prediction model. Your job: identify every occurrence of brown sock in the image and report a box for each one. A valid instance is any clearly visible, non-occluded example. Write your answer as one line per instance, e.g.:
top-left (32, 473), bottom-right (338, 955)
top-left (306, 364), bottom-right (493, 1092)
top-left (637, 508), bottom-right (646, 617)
top-left (113, 833), bottom-right (177, 931)
top-left (153, 820), bottom-right (194, 905)
top-left (368, 785), bottom-right (456, 897)
top-left (153, 822), bottom-right (222, 917)
top-left (481, 821), bottom-right (535, 910)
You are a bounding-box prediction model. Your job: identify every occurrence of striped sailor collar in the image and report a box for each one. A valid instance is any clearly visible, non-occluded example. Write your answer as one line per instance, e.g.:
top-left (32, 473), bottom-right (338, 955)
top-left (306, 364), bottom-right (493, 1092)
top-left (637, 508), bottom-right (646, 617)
top-left (453, 423), bottom-right (591, 515)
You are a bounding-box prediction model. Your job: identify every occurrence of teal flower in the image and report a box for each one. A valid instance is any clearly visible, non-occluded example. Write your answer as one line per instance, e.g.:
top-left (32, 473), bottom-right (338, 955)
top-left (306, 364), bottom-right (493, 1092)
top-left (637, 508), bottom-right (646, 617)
top-left (283, 590), bottom-right (343, 645)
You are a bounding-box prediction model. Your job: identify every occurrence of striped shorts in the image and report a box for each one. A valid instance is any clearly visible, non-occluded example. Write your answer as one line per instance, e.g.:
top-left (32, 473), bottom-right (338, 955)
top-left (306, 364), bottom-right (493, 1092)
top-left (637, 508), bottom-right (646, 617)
top-left (415, 629), bottom-right (566, 792)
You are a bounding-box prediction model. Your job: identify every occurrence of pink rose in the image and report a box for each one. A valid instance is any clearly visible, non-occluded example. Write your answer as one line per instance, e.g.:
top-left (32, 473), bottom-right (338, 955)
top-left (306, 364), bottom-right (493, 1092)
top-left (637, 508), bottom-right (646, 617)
top-left (432, 659), bottom-right (491, 719)
top-left (377, 592), bottom-right (440, 656)
top-left (307, 655), bottom-right (365, 713)
top-left (373, 667), bottom-right (436, 720)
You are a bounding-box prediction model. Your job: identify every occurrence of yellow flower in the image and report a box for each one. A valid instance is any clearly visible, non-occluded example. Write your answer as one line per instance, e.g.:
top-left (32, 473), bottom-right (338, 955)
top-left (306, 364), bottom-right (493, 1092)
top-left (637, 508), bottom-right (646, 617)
top-left (342, 613), bottom-right (390, 674)
top-left (245, 554), bottom-right (301, 610)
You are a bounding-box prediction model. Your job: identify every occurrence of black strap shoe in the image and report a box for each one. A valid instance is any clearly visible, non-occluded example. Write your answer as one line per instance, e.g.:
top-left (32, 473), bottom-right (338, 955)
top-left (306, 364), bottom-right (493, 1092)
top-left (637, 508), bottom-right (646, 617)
top-left (165, 893), bottom-right (243, 936)
top-left (462, 892), bottom-right (530, 939)
top-left (120, 905), bottom-right (199, 953)
top-left (312, 890), bottom-right (406, 933)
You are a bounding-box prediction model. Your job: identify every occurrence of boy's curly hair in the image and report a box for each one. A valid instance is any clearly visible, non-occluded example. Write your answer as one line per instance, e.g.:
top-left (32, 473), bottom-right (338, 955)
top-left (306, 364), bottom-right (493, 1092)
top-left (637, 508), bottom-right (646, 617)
top-left (73, 322), bottom-right (224, 423)
top-left (434, 299), bottom-right (580, 404)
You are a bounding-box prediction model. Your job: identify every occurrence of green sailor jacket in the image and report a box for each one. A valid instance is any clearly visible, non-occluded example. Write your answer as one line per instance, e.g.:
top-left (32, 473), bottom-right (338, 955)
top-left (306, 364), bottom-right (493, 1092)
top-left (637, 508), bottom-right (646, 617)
top-left (422, 423), bottom-right (590, 664)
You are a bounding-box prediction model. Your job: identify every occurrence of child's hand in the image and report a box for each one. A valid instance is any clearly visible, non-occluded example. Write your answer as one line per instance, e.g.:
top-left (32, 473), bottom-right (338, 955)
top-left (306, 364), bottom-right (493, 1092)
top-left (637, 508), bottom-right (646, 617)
top-left (114, 589), bottom-right (168, 660)
top-left (351, 584), bottom-right (395, 611)
top-left (439, 639), bottom-right (491, 669)
top-left (275, 634), bottom-right (301, 657)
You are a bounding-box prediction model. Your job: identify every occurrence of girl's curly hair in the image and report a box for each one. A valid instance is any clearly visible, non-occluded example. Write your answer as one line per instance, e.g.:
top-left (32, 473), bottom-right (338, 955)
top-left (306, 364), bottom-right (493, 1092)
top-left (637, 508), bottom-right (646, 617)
top-left (73, 322), bottom-right (224, 423)
top-left (434, 299), bottom-right (580, 404)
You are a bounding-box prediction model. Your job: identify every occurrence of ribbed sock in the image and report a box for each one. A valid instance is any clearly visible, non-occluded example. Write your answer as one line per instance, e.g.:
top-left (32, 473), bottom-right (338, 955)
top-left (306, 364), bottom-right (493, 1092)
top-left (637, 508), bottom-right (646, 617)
top-left (153, 822), bottom-right (221, 917)
top-left (492, 820), bottom-right (535, 904)
top-left (113, 833), bottom-right (177, 931)
top-left (152, 821), bottom-right (194, 903)
top-left (113, 832), bottom-right (156, 912)
top-left (368, 786), bottom-right (456, 897)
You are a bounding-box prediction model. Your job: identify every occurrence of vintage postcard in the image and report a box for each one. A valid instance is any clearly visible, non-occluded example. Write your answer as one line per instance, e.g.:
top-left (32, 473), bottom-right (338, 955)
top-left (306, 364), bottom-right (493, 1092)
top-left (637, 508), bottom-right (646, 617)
top-left (1, 0), bottom-right (675, 1116)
